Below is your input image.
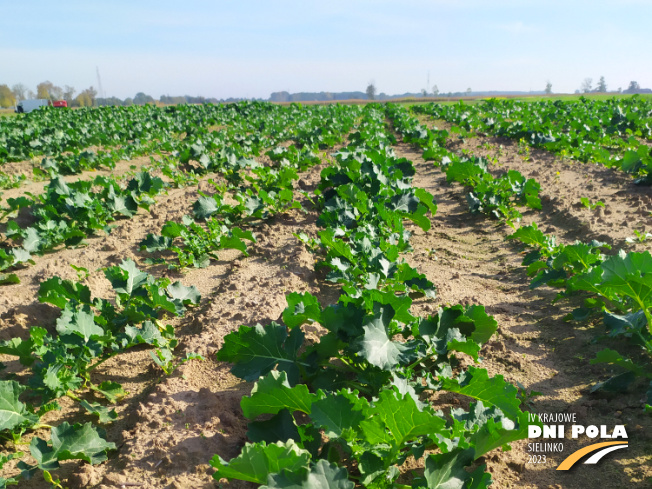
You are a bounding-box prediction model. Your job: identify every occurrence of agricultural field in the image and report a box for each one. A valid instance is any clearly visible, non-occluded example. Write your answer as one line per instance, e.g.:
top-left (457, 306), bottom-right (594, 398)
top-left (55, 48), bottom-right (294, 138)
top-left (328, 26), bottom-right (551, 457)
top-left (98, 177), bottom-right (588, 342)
top-left (0, 98), bottom-right (650, 489)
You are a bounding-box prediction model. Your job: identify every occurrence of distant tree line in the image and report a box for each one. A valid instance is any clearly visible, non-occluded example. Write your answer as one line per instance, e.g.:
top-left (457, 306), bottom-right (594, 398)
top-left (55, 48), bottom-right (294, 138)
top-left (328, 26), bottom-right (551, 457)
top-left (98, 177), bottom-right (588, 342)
top-left (0, 81), bottom-right (100, 108)
top-left (576, 77), bottom-right (651, 95)
top-left (0, 81), bottom-right (226, 108)
top-left (3, 78), bottom-right (651, 110)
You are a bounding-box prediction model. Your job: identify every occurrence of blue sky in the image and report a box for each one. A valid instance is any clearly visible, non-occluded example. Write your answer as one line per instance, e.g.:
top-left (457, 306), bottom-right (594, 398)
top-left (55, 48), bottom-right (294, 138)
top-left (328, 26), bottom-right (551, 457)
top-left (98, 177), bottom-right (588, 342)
top-left (2, 1), bottom-right (651, 99)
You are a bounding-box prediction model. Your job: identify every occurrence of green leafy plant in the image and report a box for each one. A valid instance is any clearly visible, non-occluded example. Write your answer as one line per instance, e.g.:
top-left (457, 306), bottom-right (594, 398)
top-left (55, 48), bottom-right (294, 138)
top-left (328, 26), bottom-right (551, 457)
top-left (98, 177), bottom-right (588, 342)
top-left (141, 216), bottom-right (255, 269)
top-left (626, 229), bottom-right (652, 243)
top-left (580, 197), bottom-right (605, 210)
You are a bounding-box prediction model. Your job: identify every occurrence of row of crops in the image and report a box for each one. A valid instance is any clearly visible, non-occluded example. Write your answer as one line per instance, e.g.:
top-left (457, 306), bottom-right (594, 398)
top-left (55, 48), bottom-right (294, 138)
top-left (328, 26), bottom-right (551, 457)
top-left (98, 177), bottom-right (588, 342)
top-left (412, 96), bottom-right (652, 184)
top-left (0, 98), bottom-right (649, 487)
top-left (211, 105), bottom-right (535, 487)
top-left (0, 102), bottom-right (365, 486)
top-left (387, 103), bottom-right (651, 414)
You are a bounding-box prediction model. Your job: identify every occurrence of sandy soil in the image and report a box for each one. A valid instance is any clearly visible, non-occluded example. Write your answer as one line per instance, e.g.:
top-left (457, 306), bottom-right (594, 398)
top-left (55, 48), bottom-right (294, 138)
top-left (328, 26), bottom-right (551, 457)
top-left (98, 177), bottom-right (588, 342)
top-left (0, 120), bottom-right (650, 488)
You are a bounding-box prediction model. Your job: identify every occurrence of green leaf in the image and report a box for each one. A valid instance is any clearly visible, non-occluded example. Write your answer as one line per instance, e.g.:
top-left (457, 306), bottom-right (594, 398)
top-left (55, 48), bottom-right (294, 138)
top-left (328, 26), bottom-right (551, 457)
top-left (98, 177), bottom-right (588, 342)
top-left (210, 440), bottom-right (310, 485)
top-left (217, 323), bottom-right (305, 385)
top-left (310, 391), bottom-right (365, 439)
top-left (161, 221), bottom-right (186, 238)
top-left (424, 448), bottom-right (475, 489)
top-left (247, 409), bottom-right (300, 444)
top-left (440, 367), bottom-right (522, 421)
top-left (0, 274), bottom-right (20, 285)
top-left (240, 371), bottom-right (316, 419)
top-left (139, 234), bottom-right (173, 252)
top-left (263, 459), bottom-right (354, 489)
top-left (43, 364), bottom-right (81, 397)
top-left (603, 310), bottom-right (647, 337)
top-left (447, 338), bottom-right (481, 361)
top-left (94, 381), bottom-right (126, 403)
top-left (356, 306), bottom-right (410, 370)
top-left (166, 281), bottom-right (201, 304)
top-left (56, 305), bottom-right (103, 342)
top-left (506, 223), bottom-right (548, 248)
top-left (31, 422), bottom-right (115, 467)
top-left (360, 389), bottom-right (446, 449)
top-left (446, 160), bottom-right (485, 185)
top-left (318, 229), bottom-right (356, 262)
top-left (590, 348), bottom-right (648, 377)
top-left (464, 306), bottom-right (498, 346)
top-left (468, 411), bottom-right (531, 458)
top-left (79, 400), bottom-right (118, 424)
top-left (124, 321), bottom-right (167, 348)
top-left (283, 292), bottom-right (322, 328)
top-left (193, 196), bottom-right (218, 220)
top-left (219, 232), bottom-right (250, 255)
top-left (21, 227), bottom-right (42, 253)
top-left (415, 187), bottom-right (438, 215)
top-left (601, 251), bottom-right (652, 307)
top-left (106, 194), bottom-right (137, 217)
top-left (127, 171), bottom-right (165, 195)
top-left (0, 381), bottom-right (39, 432)
top-left (38, 277), bottom-right (91, 309)
top-left (104, 259), bottom-right (148, 296)
top-left (0, 337), bottom-right (35, 366)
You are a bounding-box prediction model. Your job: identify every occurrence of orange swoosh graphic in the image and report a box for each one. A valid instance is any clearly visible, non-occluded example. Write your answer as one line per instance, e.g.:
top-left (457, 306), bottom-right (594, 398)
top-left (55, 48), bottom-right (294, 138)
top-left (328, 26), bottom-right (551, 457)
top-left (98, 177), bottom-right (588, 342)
top-left (556, 441), bottom-right (628, 470)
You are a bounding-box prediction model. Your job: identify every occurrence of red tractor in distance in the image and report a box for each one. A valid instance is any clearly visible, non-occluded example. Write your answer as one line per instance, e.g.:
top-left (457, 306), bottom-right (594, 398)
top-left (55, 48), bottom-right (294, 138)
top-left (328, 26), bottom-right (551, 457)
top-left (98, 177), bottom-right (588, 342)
top-left (15, 99), bottom-right (68, 113)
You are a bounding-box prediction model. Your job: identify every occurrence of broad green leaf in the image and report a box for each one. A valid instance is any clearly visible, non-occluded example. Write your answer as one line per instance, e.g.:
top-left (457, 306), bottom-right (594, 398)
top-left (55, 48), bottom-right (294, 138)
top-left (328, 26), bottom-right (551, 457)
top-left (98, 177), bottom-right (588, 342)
top-left (603, 310), bottom-right (647, 337)
top-left (283, 292), bottom-right (322, 328)
top-left (464, 306), bottom-right (498, 346)
top-left (166, 281), bottom-right (201, 305)
top-left (450, 401), bottom-right (512, 434)
top-left (263, 459), bottom-right (354, 489)
top-left (247, 409), bottom-right (300, 444)
top-left (139, 234), bottom-right (173, 252)
top-left (240, 371), bottom-right (316, 419)
top-left (32, 422), bottom-right (115, 466)
top-left (56, 305), bottom-right (103, 341)
top-left (94, 381), bottom-right (126, 403)
top-left (0, 337), bottom-right (35, 366)
top-left (415, 187), bottom-right (438, 215)
top-left (446, 160), bottom-right (484, 185)
top-left (161, 221), bottom-right (186, 238)
top-left (506, 223), bottom-right (549, 248)
top-left (21, 227), bottom-right (42, 253)
top-left (124, 321), bottom-right (167, 348)
top-left (447, 339), bottom-right (481, 361)
top-left (440, 367), bottom-right (522, 421)
top-left (107, 194), bottom-right (137, 217)
top-left (310, 391), bottom-right (365, 439)
top-left (0, 381), bottom-right (38, 432)
top-left (211, 440), bottom-right (310, 485)
top-left (193, 196), bottom-right (218, 219)
top-left (104, 259), bottom-right (148, 296)
top-left (360, 389), bottom-right (446, 449)
top-left (601, 251), bottom-right (652, 309)
top-left (424, 448), bottom-right (475, 489)
top-left (355, 306), bottom-right (410, 370)
top-left (0, 273), bottom-right (20, 285)
top-left (318, 229), bottom-right (356, 262)
top-left (590, 348), bottom-right (648, 377)
top-left (43, 364), bottom-right (83, 396)
top-left (468, 411), bottom-right (531, 458)
top-left (79, 400), bottom-right (118, 424)
top-left (218, 323), bottom-right (305, 385)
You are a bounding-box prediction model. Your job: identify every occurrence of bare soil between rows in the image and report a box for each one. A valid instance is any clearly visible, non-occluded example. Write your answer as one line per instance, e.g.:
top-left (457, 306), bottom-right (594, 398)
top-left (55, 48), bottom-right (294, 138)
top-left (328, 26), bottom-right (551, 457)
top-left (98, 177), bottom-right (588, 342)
top-left (1, 127), bottom-right (651, 488)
